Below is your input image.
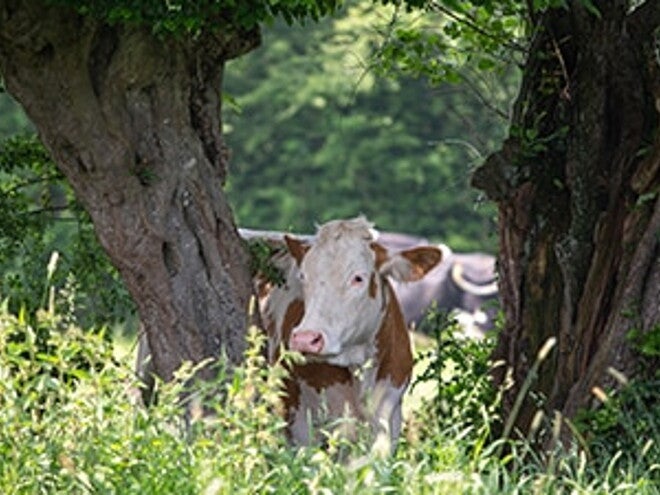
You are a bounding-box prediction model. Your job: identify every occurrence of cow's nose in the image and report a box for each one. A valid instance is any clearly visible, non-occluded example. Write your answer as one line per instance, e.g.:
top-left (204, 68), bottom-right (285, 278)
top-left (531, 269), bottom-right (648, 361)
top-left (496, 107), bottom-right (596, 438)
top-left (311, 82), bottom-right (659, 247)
top-left (289, 330), bottom-right (324, 354)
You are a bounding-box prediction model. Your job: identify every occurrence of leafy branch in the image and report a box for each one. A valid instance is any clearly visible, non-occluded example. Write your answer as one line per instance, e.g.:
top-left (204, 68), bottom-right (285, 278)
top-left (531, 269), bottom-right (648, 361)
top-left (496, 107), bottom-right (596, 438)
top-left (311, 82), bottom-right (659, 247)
top-left (428, 1), bottom-right (528, 54)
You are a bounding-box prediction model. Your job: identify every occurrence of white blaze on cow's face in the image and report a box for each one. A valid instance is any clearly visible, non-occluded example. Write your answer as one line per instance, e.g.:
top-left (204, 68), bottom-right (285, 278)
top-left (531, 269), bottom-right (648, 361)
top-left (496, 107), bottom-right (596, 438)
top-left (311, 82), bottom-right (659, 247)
top-left (285, 218), bottom-right (442, 367)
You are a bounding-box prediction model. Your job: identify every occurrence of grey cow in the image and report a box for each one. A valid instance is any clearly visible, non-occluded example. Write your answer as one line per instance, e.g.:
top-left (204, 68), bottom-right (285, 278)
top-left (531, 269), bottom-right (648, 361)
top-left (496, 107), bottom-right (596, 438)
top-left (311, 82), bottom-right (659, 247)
top-left (374, 232), bottom-right (498, 337)
top-left (388, 245), bottom-right (498, 338)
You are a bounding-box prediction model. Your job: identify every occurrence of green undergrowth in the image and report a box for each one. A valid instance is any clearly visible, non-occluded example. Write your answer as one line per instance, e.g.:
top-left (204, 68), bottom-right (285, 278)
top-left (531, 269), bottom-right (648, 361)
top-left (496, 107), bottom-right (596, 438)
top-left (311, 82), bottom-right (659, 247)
top-left (0, 291), bottom-right (658, 494)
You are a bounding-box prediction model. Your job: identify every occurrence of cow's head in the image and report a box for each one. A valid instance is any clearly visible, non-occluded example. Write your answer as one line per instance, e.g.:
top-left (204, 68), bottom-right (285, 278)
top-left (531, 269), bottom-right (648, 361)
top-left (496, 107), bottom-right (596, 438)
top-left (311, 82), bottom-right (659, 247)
top-left (284, 217), bottom-right (442, 367)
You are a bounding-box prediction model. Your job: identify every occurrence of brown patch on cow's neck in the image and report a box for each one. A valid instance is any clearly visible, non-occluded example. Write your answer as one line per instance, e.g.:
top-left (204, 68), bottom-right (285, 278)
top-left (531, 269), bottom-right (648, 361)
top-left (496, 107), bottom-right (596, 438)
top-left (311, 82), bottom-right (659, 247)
top-left (255, 276), bottom-right (272, 300)
top-left (376, 281), bottom-right (413, 387)
top-left (368, 272), bottom-right (378, 299)
top-left (296, 363), bottom-right (353, 390)
top-left (282, 298), bottom-right (305, 345)
top-left (370, 242), bottom-right (389, 269)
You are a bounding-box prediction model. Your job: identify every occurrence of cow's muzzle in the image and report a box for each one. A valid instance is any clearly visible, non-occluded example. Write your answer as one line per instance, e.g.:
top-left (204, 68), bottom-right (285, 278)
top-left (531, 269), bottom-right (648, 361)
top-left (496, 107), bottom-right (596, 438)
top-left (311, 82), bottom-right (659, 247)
top-left (289, 330), bottom-right (324, 354)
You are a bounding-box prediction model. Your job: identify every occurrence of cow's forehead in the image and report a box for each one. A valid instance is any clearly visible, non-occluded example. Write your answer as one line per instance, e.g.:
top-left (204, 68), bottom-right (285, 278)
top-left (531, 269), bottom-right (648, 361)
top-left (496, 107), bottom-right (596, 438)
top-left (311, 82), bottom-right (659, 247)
top-left (303, 218), bottom-right (376, 274)
top-left (303, 239), bottom-right (375, 274)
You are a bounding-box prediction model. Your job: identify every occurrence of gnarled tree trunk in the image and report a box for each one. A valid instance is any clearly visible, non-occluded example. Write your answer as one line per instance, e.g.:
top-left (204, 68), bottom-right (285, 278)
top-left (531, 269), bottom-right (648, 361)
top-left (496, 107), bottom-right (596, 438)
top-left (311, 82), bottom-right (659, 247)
top-left (0, 1), bottom-right (260, 382)
top-left (473, 0), bottom-right (659, 443)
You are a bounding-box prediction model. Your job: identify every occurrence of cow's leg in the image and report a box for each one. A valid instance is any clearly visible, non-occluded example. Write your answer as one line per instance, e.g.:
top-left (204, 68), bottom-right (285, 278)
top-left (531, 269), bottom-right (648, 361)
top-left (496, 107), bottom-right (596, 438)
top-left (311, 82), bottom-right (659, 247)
top-left (288, 406), bottom-right (313, 446)
top-left (370, 379), bottom-right (409, 456)
top-left (322, 380), bottom-right (362, 442)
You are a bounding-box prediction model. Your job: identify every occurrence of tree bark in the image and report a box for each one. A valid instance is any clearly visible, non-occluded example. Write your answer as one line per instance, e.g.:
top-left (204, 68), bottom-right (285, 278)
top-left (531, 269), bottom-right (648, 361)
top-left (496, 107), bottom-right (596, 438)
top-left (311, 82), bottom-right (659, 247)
top-left (473, 0), bottom-right (660, 443)
top-left (0, 1), bottom-right (260, 382)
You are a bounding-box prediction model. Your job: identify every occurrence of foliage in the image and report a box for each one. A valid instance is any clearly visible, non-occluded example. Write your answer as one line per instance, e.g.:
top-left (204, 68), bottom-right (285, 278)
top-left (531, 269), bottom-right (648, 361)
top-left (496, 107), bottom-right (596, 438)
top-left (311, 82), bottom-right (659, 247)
top-left (224, 1), bottom-right (515, 251)
top-left (574, 325), bottom-right (660, 478)
top-left (372, 0), bottom-right (528, 85)
top-left (370, 0), bottom-right (613, 87)
top-left (246, 238), bottom-right (287, 286)
top-left (412, 309), bottom-right (499, 446)
top-left (0, 300), bottom-right (114, 420)
top-left (629, 324), bottom-right (660, 363)
top-left (0, 135), bottom-right (135, 330)
top-left (47, 0), bottom-right (341, 33)
top-left (576, 374), bottom-right (660, 480)
top-left (1, 286), bottom-right (658, 494)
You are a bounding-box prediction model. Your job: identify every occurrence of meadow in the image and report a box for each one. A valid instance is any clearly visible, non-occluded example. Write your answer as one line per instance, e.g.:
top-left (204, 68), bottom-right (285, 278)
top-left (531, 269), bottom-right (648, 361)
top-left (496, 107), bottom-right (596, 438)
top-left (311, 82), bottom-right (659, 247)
top-left (0, 284), bottom-right (657, 495)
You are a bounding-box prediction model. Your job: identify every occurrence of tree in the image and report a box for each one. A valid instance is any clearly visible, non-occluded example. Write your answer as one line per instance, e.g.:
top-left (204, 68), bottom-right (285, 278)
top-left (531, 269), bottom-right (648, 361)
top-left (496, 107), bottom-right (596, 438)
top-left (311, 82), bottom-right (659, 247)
top-left (223, 3), bottom-right (515, 252)
top-left (470, 1), bottom-right (660, 442)
top-left (0, 0), bottom-right (336, 383)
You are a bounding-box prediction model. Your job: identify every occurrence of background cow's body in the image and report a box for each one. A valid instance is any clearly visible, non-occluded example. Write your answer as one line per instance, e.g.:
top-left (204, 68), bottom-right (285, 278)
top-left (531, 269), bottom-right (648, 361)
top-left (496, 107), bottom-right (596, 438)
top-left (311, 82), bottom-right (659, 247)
top-left (390, 247), bottom-right (498, 337)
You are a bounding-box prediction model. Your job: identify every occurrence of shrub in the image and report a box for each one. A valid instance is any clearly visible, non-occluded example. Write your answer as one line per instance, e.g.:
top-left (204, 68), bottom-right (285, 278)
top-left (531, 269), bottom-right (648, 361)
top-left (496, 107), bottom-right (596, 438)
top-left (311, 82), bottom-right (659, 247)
top-left (411, 310), bottom-right (500, 445)
top-left (0, 134), bottom-right (135, 331)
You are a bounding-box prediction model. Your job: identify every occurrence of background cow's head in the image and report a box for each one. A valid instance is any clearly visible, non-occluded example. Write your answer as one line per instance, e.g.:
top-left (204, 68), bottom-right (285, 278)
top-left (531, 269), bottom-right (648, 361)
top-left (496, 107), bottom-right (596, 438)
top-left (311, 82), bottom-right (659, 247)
top-left (285, 217), bottom-right (442, 367)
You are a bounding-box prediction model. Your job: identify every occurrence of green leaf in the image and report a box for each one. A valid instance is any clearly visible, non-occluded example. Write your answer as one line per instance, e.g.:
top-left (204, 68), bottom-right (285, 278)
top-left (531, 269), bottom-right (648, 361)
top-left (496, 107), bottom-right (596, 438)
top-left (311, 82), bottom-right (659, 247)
top-left (579, 0), bottom-right (602, 19)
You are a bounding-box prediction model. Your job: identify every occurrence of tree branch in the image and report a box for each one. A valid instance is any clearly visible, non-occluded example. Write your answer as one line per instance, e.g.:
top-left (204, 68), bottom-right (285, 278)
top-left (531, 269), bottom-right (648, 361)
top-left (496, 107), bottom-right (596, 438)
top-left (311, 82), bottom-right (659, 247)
top-left (457, 68), bottom-right (512, 121)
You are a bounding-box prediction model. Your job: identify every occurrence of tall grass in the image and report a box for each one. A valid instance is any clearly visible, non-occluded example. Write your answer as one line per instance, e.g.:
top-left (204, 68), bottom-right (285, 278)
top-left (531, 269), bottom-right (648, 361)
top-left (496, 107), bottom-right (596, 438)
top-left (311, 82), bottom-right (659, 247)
top-left (0, 279), bottom-right (658, 493)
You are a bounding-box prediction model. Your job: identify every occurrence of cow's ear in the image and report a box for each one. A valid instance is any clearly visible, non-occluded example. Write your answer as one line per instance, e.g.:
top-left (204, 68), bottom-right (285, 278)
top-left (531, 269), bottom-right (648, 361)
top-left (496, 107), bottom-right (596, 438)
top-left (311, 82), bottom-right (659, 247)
top-left (284, 235), bottom-right (309, 265)
top-left (378, 246), bottom-right (442, 282)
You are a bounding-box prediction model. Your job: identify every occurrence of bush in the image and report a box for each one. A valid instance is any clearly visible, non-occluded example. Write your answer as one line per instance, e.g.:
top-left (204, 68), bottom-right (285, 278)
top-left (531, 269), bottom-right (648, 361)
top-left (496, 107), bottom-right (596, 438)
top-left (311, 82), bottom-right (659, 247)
top-left (0, 303), bottom-right (113, 416)
top-left (411, 310), bottom-right (500, 444)
top-left (0, 135), bottom-right (135, 331)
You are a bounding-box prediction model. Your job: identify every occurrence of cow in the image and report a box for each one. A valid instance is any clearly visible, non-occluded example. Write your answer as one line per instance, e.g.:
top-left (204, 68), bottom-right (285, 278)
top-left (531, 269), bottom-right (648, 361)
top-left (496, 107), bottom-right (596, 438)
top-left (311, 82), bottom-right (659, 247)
top-left (136, 218), bottom-right (442, 453)
top-left (259, 217), bottom-right (442, 452)
top-left (388, 244), bottom-right (498, 338)
top-left (243, 227), bottom-right (499, 337)
top-left (256, 241), bottom-right (363, 446)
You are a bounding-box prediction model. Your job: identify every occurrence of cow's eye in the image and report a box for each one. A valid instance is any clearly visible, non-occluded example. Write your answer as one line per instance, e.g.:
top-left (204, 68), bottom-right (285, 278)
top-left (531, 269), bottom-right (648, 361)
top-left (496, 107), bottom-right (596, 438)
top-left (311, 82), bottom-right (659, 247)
top-left (351, 274), bottom-right (365, 286)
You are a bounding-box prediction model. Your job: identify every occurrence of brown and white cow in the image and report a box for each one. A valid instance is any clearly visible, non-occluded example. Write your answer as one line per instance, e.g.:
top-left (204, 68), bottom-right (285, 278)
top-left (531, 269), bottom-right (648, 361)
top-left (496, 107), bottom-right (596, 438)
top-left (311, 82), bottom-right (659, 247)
top-left (261, 217), bottom-right (442, 451)
top-left (138, 218), bottom-right (441, 451)
top-left (242, 227), bottom-right (499, 337)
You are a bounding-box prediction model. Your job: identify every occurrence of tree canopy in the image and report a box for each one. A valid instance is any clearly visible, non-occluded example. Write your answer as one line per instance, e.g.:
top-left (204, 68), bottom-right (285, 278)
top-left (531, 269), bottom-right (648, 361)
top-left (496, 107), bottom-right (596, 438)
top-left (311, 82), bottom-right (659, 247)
top-left (48, 0), bottom-right (341, 31)
top-left (223, 2), bottom-right (518, 250)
